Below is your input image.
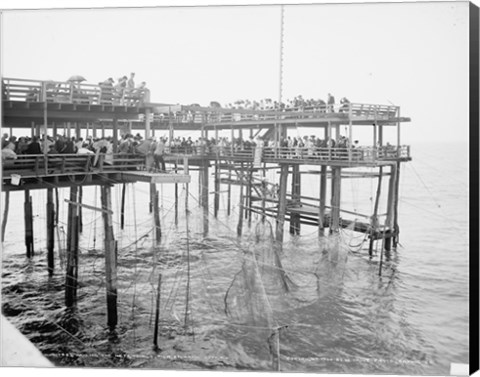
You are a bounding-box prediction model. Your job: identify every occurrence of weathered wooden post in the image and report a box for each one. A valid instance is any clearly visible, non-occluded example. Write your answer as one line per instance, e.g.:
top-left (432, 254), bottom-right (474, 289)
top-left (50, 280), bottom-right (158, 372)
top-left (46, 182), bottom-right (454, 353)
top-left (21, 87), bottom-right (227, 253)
top-left (78, 186), bottom-right (83, 233)
top-left (369, 166), bottom-right (383, 256)
top-left (24, 190), bottom-right (34, 258)
top-left (275, 164), bottom-right (289, 243)
top-left (101, 185), bottom-right (118, 331)
top-left (393, 161), bottom-right (401, 248)
top-left (214, 160), bottom-right (220, 218)
top-left (153, 273), bottom-right (162, 350)
top-left (318, 165), bottom-right (327, 236)
top-left (289, 164), bottom-right (301, 235)
top-left (247, 162), bottom-right (254, 226)
top-left (46, 188), bottom-right (55, 276)
top-left (153, 189), bottom-right (162, 243)
top-left (120, 183), bottom-right (126, 230)
top-left (2, 191), bottom-right (10, 242)
top-left (174, 162), bottom-right (179, 225)
top-left (227, 165), bottom-right (232, 216)
top-left (201, 161), bottom-right (209, 235)
top-left (237, 163), bottom-right (244, 237)
top-left (330, 166), bottom-right (341, 233)
top-left (65, 186), bottom-right (79, 307)
top-left (149, 183), bottom-right (155, 213)
top-left (384, 163), bottom-right (397, 252)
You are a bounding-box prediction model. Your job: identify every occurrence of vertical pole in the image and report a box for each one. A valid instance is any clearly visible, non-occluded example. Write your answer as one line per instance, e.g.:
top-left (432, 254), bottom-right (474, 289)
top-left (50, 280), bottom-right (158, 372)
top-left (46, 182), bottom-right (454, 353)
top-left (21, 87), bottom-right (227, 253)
top-left (318, 165), bottom-right (327, 236)
top-left (120, 183), bottom-right (126, 230)
top-left (112, 118), bottom-right (119, 153)
top-left (237, 163), bottom-right (244, 237)
top-left (261, 162), bottom-right (267, 223)
top-left (1, 191), bottom-right (10, 242)
top-left (101, 185), bottom-right (118, 331)
top-left (153, 273), bottom-right (162, 350)
top-left (330, 167), bottom-right (341, 233)
top-left (145, 108), bottom-right (152, 139)
top-left (75, 122), bottom-right (81, 140)
top-left (289, 164), bottom-right (301, 235)
top-left (174, 162), bottom-right (179, 226)
top-left (47, 188), bottom-right (55, 276)
top-left (43, 101), bottom-right (48, 155)
top-left (149, 183), bottom-right (155, 213)
top-left (65, 186), bottom-right (79, 307)
top-left (227, 164), bottom-right (232, 216)
top-left (275, 164), bottom-right (288, 243)
top-left (202, 161), bottom-right (209, 236)
top-left (184, 156), bottom-right (189, 210)
top-left (369, 166), bottom-right (383, 256)
top-left (385, 164), bottom-right (397, 252)
top-left (153, 190), bottom-right (162, 243)
top-left (78, 186), bottom-right (83, 234)
top-left (24, 190), bottom-right (34, 258)
top-left (246, 162), bottom-right (253, 225)
top-left (393, 161), bottom-right (401, 247)
top-left (52, 122), bottom-right (57, 138)
top-left (214, 160), bottom-right (220, 218)
top-left (92, 122), bottom-right (97, 138)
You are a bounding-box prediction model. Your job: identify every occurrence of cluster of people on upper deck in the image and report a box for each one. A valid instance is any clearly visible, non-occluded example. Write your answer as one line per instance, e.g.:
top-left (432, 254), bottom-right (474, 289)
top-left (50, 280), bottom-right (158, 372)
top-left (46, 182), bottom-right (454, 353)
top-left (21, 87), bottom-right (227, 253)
top-left (207, 94), bottom-right (351, 112)
top-left (98, 72), bottom-right (150, 105)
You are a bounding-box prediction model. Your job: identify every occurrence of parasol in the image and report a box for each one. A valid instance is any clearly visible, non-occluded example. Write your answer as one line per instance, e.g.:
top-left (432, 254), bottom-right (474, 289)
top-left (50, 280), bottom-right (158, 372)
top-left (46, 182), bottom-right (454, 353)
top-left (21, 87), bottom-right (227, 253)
top-left (67, 75), bottom-right (86, 82)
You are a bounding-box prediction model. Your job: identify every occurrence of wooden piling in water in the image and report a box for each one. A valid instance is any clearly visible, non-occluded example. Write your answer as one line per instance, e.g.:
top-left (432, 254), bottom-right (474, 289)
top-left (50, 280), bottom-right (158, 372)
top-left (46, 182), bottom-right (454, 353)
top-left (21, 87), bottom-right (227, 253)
top-left (46, 188), bottom-right (55, 276)
top-left (2, 191), bottom-right (10, 242)
top-left (227, 165), bottom-right (232, 216)
top-left (153, 189), bottom-right (162, 243)
top-left (369, 166), bottom-right (383, 256)
top-left (174, 162), bottom-right (178, 225)
top-left (393, 161), bottom-right (401, 248)
top-left (237, 163), bottom-right (244, 237)
top-left (201, 161), bottom-right (209, 235)
top-left (318, 165), bottom-right (327, 236)
top-left (385, 163), bottom-right (397, 252)
top-left (330, 167), bottom-right (341, 233)
top-left (275, 164), bottom-right (289, 243)
top-left (247, 162), bottom-right (254, 226)
top-left (24, 190), bottom-right (34, 258)
top-left (101, 185), bottom-right (118, 331)
top-left (290, 164), bottom-right (301, 235)
top-left (153, 273), bottom-right (162, 350)
top-left (214, 160), bottom-right (220, 218)
top-left (78, 186), bottom-right (83, 233)
top-left (149, 183), bottom-right (155, 213)
top-left (65, 186), bottom-right (79, 307)
top-left (120, 183), bottom-right (126, 230)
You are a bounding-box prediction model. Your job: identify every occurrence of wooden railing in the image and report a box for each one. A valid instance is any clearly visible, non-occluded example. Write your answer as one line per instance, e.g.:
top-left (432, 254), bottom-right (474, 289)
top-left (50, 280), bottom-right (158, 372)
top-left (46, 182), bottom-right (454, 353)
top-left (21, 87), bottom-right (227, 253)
top-left (2, 153), bottom-right (146, 177)
top-left (151, 102), bottom-right (399, 125)
top-left (166, 145), bottom-right (410, 162)
top-left (2, 78), bottom-right (150, 107)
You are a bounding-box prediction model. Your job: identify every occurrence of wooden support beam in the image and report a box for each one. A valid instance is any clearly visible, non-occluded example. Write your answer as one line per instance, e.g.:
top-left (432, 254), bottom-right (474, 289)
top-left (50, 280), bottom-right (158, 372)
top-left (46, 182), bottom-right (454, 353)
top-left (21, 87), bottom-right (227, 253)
top-left (393, 161), bottom-right (401, 247)
top-left (384, 164), bottom-right (397, 252)
top-left (78, 186), bottom-right (83, 233)
top-left (2, 191), bottom-right (10, 243)
top-left (369, 166), bottom-right (383, 256)
top-left (65, 186), bottom-right (79, 307)
top-left (46, 188), bottom-right (55, 276)
top-left (318, 165), bottom-right (327, 236)
top-left (174, 163), bottom-right (179, 226)
top-left (149, 183), bottom-right (155, 213)
top-left (330, 166), bottom-right (341, 233)
top-left (227, 165), bottom-right (232, 216)
top-left (24, 190), bottom-right (34, 258)
top-left (112, 118), bottom-right (119, 153)
top-left (153, 189), bottom-right (161, 243)
top-left (120, 183), bottom-right (126, 230)
top-left (289, 164), bottom-right (301, 235)
top-left (201, 161), bottom-right (209, 236)
top-left (275, 164), bottom-right (289, 243)
top-left (214, 160), bottom-right (220, 218)
top-left (101, 185), bottom-right (118, 331)
top-left (247, 162), bottom-right (253, 225)
top-left (237, 162), bottom-right (244, 237)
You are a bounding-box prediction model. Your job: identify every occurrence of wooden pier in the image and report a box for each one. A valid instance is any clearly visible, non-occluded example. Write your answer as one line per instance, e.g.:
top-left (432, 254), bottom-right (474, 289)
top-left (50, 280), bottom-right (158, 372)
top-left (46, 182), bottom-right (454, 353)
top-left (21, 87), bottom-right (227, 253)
top-left (1, 76), bottom-right (411, 343)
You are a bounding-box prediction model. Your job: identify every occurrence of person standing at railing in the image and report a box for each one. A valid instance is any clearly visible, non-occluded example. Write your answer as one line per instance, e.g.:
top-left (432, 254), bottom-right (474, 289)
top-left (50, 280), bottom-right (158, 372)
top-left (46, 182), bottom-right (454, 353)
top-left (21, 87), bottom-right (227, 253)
top-left (16, 137), bottom-right (29, 155)
top-left (339, 97), bottom-right (350, 113)
top-left (327, 93), bottom-right (335, 113)
top-left (154, 137), bottom-right (166, 172)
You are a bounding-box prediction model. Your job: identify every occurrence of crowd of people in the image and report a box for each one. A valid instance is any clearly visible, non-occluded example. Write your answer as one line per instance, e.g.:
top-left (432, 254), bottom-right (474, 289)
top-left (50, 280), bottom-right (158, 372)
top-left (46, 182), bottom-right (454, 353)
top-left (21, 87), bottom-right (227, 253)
top-left (98, 72), bottom-right (150, 105)
top-left (206, 93), bottom-right (351, 113)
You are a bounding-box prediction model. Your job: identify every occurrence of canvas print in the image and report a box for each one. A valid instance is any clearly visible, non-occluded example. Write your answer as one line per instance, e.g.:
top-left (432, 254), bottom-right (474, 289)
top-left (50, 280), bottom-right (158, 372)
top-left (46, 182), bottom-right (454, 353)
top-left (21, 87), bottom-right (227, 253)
top-left (0, 1), bottom-right (473, 376)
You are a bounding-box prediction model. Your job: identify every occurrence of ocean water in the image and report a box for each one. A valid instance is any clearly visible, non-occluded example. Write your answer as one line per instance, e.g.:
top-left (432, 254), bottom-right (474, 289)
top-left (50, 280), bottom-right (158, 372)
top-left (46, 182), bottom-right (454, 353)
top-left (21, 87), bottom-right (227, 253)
top-left (0, 141), bottom-right (469, 374)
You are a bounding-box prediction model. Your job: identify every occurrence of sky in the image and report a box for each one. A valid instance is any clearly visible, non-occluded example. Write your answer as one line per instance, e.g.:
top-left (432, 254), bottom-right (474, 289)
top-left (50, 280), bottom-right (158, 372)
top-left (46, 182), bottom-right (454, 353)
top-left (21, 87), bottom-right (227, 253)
top-left (0, 1), bottom-right (472, 144)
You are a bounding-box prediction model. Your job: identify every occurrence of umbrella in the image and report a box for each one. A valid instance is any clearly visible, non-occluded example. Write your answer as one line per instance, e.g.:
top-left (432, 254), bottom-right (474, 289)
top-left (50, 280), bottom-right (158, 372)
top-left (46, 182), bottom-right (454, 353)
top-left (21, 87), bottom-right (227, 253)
top-left (67, 75), bottom-right (86, 82)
